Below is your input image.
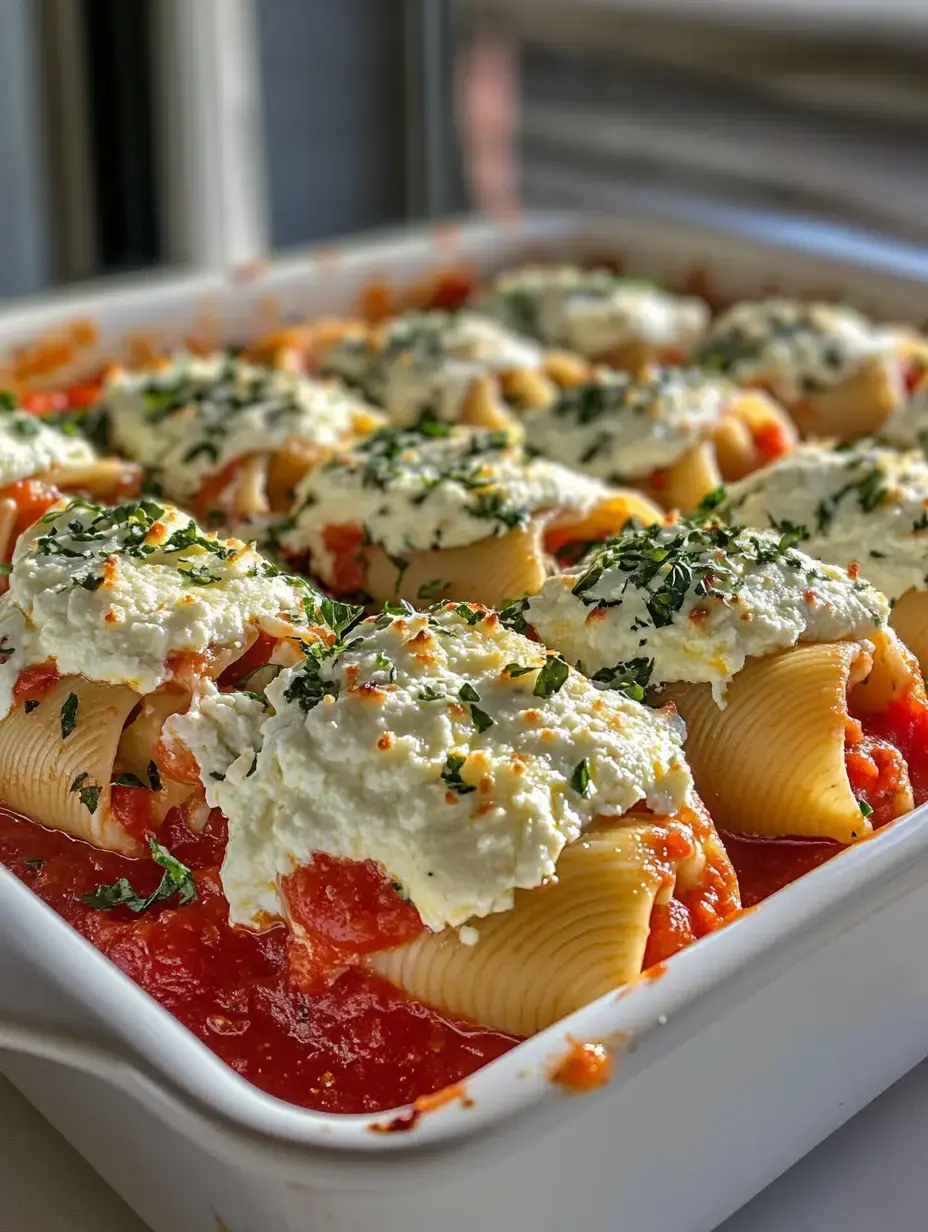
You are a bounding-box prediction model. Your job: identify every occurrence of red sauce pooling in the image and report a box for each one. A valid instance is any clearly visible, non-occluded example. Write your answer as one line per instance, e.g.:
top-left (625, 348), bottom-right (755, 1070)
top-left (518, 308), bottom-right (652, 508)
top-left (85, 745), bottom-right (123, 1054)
top-left (0, 806), bottom-right (516, 1114)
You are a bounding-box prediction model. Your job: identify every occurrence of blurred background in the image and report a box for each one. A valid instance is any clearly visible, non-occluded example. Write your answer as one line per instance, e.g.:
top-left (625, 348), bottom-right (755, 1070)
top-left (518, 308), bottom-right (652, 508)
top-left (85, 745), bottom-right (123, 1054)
top-left (3, 0), bottom-right (928, 302)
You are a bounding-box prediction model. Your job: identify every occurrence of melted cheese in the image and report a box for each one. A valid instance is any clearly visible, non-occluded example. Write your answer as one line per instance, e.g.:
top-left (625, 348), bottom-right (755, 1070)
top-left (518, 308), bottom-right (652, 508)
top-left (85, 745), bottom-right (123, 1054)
top-left (524, 519), bottom-right (889, 705)
top-left (523, 365), bottom-right (731, 479)
top-left (105, 352), bottom-right (382, 499)
top-left (694, 300), bottom-right (892, 402)
top-left (726, 442), bottom-right (928, 602)
top-left (282, 421), bottom-right (611, 575)
top-left (0, 401), bottom-right (96, 487)
top-left (166, 603), bottom-right (695, 933)
top-left (482, 265), bottom-right (708, 357)
top-left (320, 311), bottom-right (543, 425)
top-left (0, 498), bottom-right (323, 717)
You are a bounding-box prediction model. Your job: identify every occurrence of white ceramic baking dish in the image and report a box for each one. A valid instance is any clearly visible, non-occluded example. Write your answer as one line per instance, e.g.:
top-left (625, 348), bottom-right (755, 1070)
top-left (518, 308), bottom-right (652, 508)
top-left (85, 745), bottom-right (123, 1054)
top-left (3, 206), bottom-right (928, 1232)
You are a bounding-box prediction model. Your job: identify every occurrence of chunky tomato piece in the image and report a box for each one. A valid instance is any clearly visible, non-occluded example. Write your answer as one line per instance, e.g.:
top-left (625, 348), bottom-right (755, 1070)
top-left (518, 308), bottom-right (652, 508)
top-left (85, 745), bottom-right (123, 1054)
top-left (282, 854), bottom-right (425, 990)
top-left (109, 784), bottom-right (156, 843)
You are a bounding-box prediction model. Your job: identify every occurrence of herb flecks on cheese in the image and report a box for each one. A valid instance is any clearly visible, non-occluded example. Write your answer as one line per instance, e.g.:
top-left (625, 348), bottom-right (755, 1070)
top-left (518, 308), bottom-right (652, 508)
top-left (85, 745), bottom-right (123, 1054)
top-left (320, 310), bottom-right (543, 426)
top-left (482, 265), bottom-right (709, 357)
top-left (0, 394), bottom-right (96, 487)
top-left (168, 602), bottom-right (694, 933)
top-left (525, 518), bottom-right (889, 705)
top-left (726, 442), bottom-right (928, 602)
top-left (281, 419), bottom-right (610, 574)
top-left (0, 498), bottom-right (327, 716)
top-left (694, 300), bottom-right (892, 403)
top-left (524, 365), bottom-right (732, 479)
top-left (105, 352), bottom-right (381, 499)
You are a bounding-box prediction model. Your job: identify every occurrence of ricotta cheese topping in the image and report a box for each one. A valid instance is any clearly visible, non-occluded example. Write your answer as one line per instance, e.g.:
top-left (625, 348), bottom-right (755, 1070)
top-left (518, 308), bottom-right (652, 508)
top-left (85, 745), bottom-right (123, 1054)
top-left (725, 442), bottom-right (928, 602)
top-left (693, 300), bottom-right (892, 403)
top-left (0, 497), bottom-right (326, 718)
top-left (482, 265), bottom-right (709, 357)
top-left (320, 310), bottom-right (543, 426)
top-left (105, 352), bottom-right (382, 500)
top-left (0, 395), bottom-right (96, 487)
top-left (523, 518), bottom-right (889, 705)
top-left (166, 601), bottom-right (695, 933)
top-left (523, 365), bottom-right (732, 480)
top-left (281, 420), bottom-right (611, 574)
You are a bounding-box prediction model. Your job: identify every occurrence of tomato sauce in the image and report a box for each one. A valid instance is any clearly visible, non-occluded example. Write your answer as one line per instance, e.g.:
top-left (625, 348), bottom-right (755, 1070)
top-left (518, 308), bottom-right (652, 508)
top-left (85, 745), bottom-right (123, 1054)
top-left (750, 419), bottom-right (793, 464)
top-left (0, 806), bottom-right (516, 1114)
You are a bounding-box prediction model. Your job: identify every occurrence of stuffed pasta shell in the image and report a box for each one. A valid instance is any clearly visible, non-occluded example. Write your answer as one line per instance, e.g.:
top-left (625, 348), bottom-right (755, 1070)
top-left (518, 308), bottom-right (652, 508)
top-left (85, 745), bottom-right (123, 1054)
top-left (104, 352), bottom-right (383, 535)
top-left (725, 443), bottom-right (928, 673)
top-left (693, 299), bottom-right (928, 440)
top-left (0, 393), bottom-right (139, 570)
top-left (278, 419), bottom-right (662, 608)
top-left (316, 309), bottom-right (583, 430)
top-left (481, 265), bottom-right (709, 368)
top-left (521, 364), bottom-right (795, 511)
top-left (0, 498), bottom-right (332, 854)
top-left (523, 518), bottom-right (928, 843)
top-left (165, 600), bottom-right (740, 1037)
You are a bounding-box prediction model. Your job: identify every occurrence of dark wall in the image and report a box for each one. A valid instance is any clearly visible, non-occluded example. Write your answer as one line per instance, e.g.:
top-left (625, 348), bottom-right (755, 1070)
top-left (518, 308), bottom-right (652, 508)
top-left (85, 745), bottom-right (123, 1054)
top-left (256, 0), bottom-right (409, 248)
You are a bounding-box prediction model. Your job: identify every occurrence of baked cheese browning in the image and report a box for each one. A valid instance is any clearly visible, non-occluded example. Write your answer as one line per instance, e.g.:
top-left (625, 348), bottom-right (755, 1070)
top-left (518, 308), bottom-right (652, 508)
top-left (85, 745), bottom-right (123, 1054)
top-left (523, 516), bottom-right (928, 842)
top-left (168, 601), bottom-right (697, 931)
top-left (279, 419), bottom-right (644, 607)
top-left (166, 600), bottom-right (738, 1031)
top-left (317, 310), bottom-right (553, 429)
top-left (0, 497), bottom-right (330, 711)
top-left (481, 264), bottom-right (709, 366)
top-left (524, 517), bottom-right (889, 705)
top-left (522, 364), bottom-right (795, 509)
top-left (0, 498), bottom-right (338, 854)
top-left (692, 299), bottom-right (920, 438)
top-left (105, 352), bottom-right (383, 525)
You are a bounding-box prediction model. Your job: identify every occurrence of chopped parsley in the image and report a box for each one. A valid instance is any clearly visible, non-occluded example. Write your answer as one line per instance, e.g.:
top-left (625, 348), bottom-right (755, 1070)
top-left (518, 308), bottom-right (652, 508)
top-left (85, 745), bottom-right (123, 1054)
top-left (60, 692), bottom-right (79, 739)
top-left (441, 752), bottom-right (475, 795)
top-left (282, 643), bottom-right (341, 713)
top-left (178, 563), bottom-right (222, 586)
top-left (458, 683), bottom-right (494, 731)
top-left (858, 800), bottom-right (874, 818)
top-left (589, 657), bottom-right (654, 702)
top-left (570, 758), bottom-right (592, 797)
top-left (111, 772), bottom-right (146, 788)
top-left (533, 654), bottom-right (570, 698)
top-left (81, 836), bottom-right (197, 913)
top-left (418, 682), bottom-right (446, 701)
top-left (68, 771), bottom-right (101, 814)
